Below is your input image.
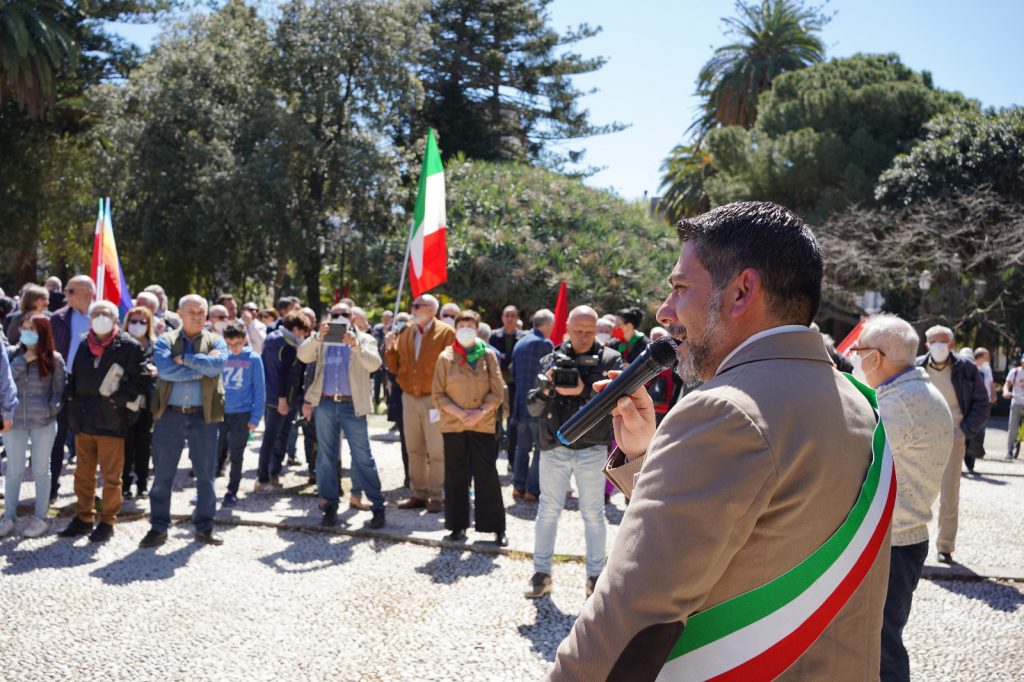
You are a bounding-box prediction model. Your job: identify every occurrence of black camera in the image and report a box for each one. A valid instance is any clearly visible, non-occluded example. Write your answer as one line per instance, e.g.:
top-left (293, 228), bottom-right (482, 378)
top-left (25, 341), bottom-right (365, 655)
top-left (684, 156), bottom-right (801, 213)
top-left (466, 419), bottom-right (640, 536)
top-left (548, 352), bottom-right (581, 388)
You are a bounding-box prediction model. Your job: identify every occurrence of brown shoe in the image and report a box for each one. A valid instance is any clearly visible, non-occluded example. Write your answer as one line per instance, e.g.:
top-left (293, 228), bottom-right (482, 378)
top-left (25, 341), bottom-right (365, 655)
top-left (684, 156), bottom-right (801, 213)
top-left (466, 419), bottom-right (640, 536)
top-left (426, 499), bottom-right (444, 513)
top-left (523, 492), bottom-right (539, 502)
top-left (349, 496), bottom-right (371, 511)
top-left (512, 488), bottom-right (524, 499)
top-left (397, 497), bottom-right (427, 510)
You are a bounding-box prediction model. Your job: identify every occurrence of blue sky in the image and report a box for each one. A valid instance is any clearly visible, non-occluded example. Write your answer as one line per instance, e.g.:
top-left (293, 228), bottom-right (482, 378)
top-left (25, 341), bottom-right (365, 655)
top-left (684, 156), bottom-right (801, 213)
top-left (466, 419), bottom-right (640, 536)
top-left (111, 0), bottom-right (1024, 200)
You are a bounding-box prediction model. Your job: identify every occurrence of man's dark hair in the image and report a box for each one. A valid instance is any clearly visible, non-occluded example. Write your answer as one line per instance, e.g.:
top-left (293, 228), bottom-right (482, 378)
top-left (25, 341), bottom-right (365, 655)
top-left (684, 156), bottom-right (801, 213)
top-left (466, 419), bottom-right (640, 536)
top-left (281, 311), bottom-right (312, 333)
top-left (276, 297), bottom-right (292, 313)
top-left (223, 320), bottom-right (247, 339)
top-left (215, 293), bottom-right (235, 306)
top-left (677, 201), bottom-right (822, 325)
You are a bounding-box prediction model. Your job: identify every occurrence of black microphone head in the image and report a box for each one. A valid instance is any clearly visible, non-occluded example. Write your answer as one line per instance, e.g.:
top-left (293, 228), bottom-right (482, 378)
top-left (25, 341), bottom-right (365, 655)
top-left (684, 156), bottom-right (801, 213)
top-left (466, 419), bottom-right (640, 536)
top-left (646, 336), bottom-right (679, 369)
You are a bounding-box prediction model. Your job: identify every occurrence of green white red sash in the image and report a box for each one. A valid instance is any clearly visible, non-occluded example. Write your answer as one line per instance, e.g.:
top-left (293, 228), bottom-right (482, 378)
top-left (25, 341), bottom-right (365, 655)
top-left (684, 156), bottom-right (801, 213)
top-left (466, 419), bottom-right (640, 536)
top-left (657, 375), bottom-right (896, 681)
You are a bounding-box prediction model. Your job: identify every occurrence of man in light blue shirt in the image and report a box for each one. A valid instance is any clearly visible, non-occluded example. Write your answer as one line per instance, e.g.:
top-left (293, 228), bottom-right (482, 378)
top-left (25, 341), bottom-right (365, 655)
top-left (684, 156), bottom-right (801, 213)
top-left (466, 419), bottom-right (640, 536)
top-left (141, 294), bottom-right (228, 548)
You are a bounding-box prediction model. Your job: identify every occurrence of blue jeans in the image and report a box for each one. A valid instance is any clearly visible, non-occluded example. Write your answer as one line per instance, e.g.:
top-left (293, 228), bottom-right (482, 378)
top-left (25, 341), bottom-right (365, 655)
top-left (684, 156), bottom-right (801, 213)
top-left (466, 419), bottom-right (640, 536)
top-left (3, 423), bottom-right (57, 520)
top-left (514, 418), bottom-right (541, 496)
top-left (220, 412), bottom-right (251, 494)
top-left (258, 405), bottom-right (289, 483)
top-left (150, 411), bottom-right (219, 534)
top-left (534, 444), bottom-right (607, 577)
top-left (881, 541), bottom-right (929, 681)
top-left (314, 400), bottom-right (384, 512)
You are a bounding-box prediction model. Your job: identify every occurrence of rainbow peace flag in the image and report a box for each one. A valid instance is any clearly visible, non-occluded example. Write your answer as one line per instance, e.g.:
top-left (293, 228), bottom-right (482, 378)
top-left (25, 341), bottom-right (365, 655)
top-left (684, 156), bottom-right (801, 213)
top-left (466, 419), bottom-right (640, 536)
top-left (90, 197), bottom-right (132, 316)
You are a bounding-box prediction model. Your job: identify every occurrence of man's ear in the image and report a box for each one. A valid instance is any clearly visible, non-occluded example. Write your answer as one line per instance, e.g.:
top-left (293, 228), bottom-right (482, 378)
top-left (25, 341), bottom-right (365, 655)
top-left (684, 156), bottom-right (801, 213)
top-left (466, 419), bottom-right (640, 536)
top-left (725, 268), bottom-right (763, 319)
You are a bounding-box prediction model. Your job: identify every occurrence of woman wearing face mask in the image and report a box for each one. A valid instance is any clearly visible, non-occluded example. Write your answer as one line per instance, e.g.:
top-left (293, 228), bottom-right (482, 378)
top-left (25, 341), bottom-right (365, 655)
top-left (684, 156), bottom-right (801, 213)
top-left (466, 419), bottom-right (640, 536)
top-left (1, 314), bottom-right (66, 537)
top-left (432, 310), bottom-right (508, 546)
top-left (595, 316), bottom-right (615, 349)
top-left (613, 306), bottom-right (649, 365)
top-left (122, 306), bottom-right (158, 499)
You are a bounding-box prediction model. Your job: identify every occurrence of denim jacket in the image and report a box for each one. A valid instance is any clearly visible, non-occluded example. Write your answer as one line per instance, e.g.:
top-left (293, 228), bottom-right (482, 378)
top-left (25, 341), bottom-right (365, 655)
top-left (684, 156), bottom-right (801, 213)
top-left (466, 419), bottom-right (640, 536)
top-left (5, 346), bottom-right (66, 430)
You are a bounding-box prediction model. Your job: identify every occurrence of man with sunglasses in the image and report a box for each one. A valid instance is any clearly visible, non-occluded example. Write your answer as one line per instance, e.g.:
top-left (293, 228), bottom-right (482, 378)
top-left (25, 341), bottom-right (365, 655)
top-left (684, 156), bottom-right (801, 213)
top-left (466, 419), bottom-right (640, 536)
top-left (385, 294), bottom-right (455, 512)
top-left (851, 315), bottom-right (953, 681)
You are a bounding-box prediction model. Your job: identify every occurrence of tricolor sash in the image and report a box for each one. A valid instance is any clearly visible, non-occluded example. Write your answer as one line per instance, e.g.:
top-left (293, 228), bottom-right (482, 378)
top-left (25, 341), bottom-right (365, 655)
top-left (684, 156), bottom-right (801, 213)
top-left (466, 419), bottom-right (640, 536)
top-left (657, 374), bottom-right (896, 681)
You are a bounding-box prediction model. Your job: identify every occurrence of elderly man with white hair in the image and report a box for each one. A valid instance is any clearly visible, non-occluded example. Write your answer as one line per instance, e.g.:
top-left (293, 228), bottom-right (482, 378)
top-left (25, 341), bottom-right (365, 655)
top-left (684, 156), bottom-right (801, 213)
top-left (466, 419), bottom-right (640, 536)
top-left (851, 314), bottom-right (953, 681)
top-left (141, 294), bottom-right (229, 548)
top-left (915, 324), bottom-right (990, 565)
top-left (385, 293), bottom-right (455, 512)
top-left (58, 300), bottom-right (148, 543)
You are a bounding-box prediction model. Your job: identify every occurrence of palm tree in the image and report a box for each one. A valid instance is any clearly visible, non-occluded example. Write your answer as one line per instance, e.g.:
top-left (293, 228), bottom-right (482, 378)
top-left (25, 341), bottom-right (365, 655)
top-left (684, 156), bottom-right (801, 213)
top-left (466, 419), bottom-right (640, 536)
top-left (689, 0), bottom-right (827, 144)
top-left (657, 143), bottom-right (715, 222)
top-left (0, 0), bottom-right (77, 117)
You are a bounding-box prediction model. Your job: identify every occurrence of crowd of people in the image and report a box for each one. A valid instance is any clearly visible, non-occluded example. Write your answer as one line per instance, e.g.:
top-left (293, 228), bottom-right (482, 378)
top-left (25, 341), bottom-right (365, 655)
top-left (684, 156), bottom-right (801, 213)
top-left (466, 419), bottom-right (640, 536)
top-left (0, 276), bottom-right (680, 595)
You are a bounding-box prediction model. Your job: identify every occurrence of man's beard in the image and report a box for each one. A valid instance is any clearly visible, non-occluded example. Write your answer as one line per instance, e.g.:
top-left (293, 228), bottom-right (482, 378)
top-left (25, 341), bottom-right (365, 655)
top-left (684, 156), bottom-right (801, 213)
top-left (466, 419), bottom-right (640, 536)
top-left (675, 290), bottom-right (726, 386)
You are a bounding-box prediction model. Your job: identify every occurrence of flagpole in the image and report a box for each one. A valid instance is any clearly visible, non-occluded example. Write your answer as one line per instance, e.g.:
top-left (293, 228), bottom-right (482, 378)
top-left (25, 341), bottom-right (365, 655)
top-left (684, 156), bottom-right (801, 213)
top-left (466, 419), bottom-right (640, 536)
top-left (393, 218), bottom-right (416, 319)
top-left (95, 197), bottom-right (105, 303)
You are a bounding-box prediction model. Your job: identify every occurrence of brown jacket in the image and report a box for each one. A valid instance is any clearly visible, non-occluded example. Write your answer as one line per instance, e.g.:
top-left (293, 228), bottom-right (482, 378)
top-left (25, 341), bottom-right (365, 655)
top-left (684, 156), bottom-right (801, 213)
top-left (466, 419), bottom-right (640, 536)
top-left (549, 329), bottom-right (890, 681)
top-left (385, 319), bottom-right (455, 397)
top-left (432, 345), bottom-right (505, 434)
top-left (296, 330), bottom-right (381, 418)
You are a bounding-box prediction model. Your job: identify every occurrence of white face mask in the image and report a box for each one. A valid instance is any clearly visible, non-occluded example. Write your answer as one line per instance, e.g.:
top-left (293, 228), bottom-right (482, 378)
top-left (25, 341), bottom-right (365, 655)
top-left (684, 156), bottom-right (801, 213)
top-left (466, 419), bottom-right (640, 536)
top-left (91, 315), bottom-right (115, 335)
top-left (455, 327), bottom-right (478, 348)
top-left (929, 342), bottom-right (951, 363)
top-left (212, 320), bottom-right (227, 333)
top-left (851, 350), bottom-right (875, 385)
top-left (128, 322), bottom-right (148, 339)
top-left (596, 332), bottom-right (612, 346)
top-left (441, 316), bottom-right (456, 327)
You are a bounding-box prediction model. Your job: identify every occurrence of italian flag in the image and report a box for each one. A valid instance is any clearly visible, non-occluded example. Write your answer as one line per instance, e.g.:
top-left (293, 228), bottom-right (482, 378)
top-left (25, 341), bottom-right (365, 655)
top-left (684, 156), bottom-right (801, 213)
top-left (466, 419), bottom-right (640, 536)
top-left (409, 128), bottom-right (447, 297)
top-left (657, 374), bottom-right (896, 681)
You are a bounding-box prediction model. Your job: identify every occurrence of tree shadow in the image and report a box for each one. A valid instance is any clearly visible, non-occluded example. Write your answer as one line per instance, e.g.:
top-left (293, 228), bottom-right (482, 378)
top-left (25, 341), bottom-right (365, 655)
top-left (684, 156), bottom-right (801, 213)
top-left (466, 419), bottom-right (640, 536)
top-left (89, 531), bottom-right (203, 585)
top-left (933, 578), bottom-right (1024, 613)
top-left (517, 598), bottom-right (578, 659)
top-left (414, 547), bottom-right (498, 585)
top-left (259, 528), bottom-right (355, 574)
top-left (2, 536), bottom-right (102, 575)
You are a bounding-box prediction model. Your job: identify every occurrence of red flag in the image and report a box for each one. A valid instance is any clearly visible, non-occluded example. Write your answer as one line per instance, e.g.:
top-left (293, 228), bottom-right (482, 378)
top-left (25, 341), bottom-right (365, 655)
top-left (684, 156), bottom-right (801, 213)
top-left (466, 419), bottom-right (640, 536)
top-left (836, 318), bottom-right (866, 357)
top-left (550, 280), bottom-right (568, 346)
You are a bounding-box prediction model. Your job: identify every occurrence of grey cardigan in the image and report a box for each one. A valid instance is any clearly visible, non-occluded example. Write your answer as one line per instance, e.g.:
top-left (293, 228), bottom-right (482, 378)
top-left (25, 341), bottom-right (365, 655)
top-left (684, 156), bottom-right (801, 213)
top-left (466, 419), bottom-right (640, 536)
top-left (5, 346), bottom-right (66, 430)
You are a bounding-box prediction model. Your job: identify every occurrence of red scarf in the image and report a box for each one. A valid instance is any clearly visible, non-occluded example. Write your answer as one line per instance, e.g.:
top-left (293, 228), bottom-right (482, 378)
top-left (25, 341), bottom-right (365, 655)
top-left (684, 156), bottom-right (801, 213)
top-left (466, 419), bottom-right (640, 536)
top-left (87, 327), bottom-right (119, 357)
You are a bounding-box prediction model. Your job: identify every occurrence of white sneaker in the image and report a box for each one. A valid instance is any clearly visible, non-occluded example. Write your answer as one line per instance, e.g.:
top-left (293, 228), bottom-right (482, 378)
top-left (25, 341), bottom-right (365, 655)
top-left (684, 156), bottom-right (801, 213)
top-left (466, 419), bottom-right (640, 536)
top-left (0, 519), bottom-right (14, 537)
top-left (22, 517), bottom-right (48, 538)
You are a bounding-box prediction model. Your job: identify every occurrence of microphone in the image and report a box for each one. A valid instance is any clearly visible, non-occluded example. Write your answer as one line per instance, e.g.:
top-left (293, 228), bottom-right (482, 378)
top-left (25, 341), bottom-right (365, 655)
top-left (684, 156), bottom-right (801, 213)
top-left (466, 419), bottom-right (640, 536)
top-left (556, 337), bottom-right (679, 446)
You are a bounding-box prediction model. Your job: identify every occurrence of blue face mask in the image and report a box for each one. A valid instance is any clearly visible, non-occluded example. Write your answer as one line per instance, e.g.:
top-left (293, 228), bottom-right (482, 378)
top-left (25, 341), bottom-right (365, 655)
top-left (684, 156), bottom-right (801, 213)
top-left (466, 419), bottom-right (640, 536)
top-left (21, 330), bottom-right (39, 346)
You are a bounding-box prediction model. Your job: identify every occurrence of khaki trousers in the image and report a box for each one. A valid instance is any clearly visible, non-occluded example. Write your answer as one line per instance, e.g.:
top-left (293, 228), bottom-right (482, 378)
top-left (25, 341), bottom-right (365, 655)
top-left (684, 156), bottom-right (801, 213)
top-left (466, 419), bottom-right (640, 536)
top-left (74, 433), bottom-right (125, 525)
top-left (402, 393), bottom-right (445, 502)
top-left (936, 430), bottom-right (966, 554)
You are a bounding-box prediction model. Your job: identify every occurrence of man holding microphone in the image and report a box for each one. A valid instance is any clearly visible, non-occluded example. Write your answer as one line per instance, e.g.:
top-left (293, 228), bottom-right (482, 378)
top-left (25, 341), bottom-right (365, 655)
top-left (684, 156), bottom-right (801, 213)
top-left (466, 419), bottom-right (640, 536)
top-left (550, 202), bottom-right (891, 681)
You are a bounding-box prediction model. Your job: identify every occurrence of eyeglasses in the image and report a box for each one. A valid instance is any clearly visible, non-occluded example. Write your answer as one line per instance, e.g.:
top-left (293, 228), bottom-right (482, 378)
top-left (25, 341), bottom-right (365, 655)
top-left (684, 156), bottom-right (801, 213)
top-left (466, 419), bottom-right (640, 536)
top-left (850, 346), bottom-right (886, 357)
top-left (411, 303), bottom-right (424, 309)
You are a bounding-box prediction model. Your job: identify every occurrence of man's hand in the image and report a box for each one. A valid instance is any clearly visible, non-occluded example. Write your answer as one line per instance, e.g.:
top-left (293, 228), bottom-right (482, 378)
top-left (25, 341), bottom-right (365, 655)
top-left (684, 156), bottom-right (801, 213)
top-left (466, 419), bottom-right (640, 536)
top-left (277, 397), bottom-right (289, 416)
top-left (384, 330), bottom-right (397, 351)
top-left (0, 418), bottom-right (11, 434)
top-left (319, 322), bottom-right (331, 337)
top-left (173, 355), bottom-right (185, 366)
top-left (344, 330), bottom-right (357, 347)
top-left (242, 310), bottom-right (254, 325)
top-left (302, 403), bottom-right (314, 421)
top-left (596, 370), bottom-right (657, 461)
top-left (554, 376), bottom-right (585, 397)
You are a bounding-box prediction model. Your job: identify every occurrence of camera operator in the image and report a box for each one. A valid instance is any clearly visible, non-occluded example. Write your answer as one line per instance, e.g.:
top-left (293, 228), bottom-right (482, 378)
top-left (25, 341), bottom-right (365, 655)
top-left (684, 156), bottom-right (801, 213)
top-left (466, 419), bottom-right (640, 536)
top-left (523, 305), bottom-right (624, 600)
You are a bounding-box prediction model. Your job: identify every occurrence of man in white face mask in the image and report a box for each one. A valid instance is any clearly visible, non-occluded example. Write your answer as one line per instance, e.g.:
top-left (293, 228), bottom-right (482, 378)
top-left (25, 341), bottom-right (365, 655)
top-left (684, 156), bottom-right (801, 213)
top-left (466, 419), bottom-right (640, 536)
top-left (439, 302), bottom-right (460, 329)
top-left (207, 304), bottom-right (230, 336)
top-left (851, 314), bottom-right (952, 680)
top-left (915, 325), bottom-right (990, 565)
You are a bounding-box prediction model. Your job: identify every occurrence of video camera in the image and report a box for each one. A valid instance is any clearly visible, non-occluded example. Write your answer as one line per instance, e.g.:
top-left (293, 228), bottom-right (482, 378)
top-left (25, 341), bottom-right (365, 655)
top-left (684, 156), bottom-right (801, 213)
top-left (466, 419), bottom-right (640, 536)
top-left (538, 350), bottom-right (599, 390)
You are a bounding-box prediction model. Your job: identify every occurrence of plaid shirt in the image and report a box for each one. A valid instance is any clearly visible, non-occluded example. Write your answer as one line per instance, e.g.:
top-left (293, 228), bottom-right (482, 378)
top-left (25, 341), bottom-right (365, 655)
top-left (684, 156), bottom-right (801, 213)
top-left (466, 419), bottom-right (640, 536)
top-left (510, 328), bottom-right (553, 421)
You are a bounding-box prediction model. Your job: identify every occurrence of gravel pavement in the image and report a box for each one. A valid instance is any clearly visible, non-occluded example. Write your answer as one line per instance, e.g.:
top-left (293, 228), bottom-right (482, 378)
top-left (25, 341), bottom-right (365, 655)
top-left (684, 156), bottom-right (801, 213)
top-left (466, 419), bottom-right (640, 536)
top-left (0, 415), bottom-right (1021, 680)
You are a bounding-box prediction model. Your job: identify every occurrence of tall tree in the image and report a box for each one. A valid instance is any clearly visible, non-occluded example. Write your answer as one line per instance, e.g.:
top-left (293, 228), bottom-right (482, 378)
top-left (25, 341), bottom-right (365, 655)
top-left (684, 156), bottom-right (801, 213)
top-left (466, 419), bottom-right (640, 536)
top-left (274, 0), bottom-right (427, 314)
top-left (689, 0), bottom-right (828, 145)
top-left (419, 0), bottom-right (622, 170)
top-left (701, 54), bottom-right (976, 221)
top-left (657, 143), bottom-right (714, 221)
top-left (0, 0), bottom-right (78, 117)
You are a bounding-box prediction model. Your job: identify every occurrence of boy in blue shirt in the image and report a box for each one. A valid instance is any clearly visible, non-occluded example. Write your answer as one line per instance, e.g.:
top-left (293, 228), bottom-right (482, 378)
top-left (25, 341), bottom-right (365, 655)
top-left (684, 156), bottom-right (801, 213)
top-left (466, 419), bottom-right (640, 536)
top-left (220, 320), bottom-right (265, 505)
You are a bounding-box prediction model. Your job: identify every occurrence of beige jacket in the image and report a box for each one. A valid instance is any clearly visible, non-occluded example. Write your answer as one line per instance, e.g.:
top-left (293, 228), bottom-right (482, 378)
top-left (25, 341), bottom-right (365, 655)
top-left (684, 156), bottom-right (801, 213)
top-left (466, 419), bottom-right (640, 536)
top-left (550, 329), bottom-right (890, 681)
top-left (432, 345), bottom-right (505, 434)
top-left (297, 330), bottom-right (381, 418)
